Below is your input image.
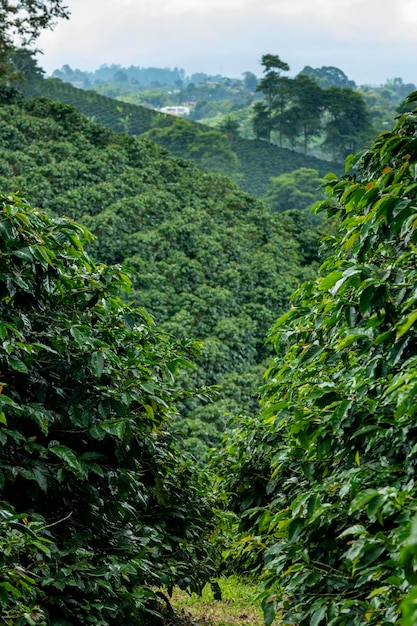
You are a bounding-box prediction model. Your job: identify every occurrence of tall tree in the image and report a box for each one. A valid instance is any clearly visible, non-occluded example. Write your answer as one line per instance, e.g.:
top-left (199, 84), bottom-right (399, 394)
top-left (323, 86), bottom-right (373, 160)
top-left (242, 70), bottom-right (258, 92)
top-left (288, 74), bottom-right (324, 154)
top-left (253, 53), bottom-right (290, 144)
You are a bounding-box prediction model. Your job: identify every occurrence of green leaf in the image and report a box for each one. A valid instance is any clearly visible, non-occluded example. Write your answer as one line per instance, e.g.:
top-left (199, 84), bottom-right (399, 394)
top-left (32, 244), bottom-right (54, 266)
top-left (13, 247), bottom-right (34, 263)
top-left (101, 420), bottom-right (126, 440)
top-left (262, 596), bottom-right (276, 626)
top-left (349, 489), bottom-right (382, 515)
top-left (338, 525), bottom-right (368, 538)
top-left (8, 356), bottom-right (28, 373)
top-left (311, 605), bottom-right (327, 626)
top-left (318, 270), bottom-right (343, 292)
top-left (0, 393), bottom-right (21, 409)
top-left (49, 444), bottom-right (81, 471)
top-left (401, 585), bottom-right (417, 625)
top-left (397, 310), bottom-right (417, 338)
top-left (90, 350), bottom-right (105, 377)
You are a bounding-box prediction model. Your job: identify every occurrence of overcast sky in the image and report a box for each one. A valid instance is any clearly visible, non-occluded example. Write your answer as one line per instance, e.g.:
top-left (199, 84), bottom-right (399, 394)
top-left (37, 0), bottom-right (417, 86)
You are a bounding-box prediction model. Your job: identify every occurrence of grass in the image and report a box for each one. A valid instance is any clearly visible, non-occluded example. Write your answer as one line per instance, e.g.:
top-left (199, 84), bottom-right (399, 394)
top-left (169, 575), bottom-right (269, 626)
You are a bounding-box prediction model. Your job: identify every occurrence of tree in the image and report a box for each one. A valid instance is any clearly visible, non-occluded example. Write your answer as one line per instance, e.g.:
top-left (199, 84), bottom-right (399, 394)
top-left (298, 65), bottom-right (356, 89)
top-left (242, 70), bottom-right (258, 92)
top-left (253, 53), bottom-right (290, 144)
top-left (263, 167), bottom-right (324, 213)
top-left (9, 48), bottom-right (44, 81)
top-left (0, 0), bottom-right (68, 44)
top-left (252, 100), bottom-right (270, 141)
top-left (384, 77), bottom-right (417, 101)
top-left (143, 117), bottom-right (240, 179)
top-left (0, 192), bottom-right (217, 623)
top-left (114, 69), bottom-right (128, 84)
top-left (217, 113), bottom-right (240, 140)
top-left (288, 74), bottom-right (324, 154)
top-left (0, 0), bottom-right (69, 82)
top-left (222, 92), bottom-right (417, 625)
top-left (323, 86), bottom-right (374, 160)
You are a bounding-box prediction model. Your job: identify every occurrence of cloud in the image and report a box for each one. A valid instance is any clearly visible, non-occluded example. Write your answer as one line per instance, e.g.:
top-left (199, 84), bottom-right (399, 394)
top-left (37, 0), bottom-right (417, 85)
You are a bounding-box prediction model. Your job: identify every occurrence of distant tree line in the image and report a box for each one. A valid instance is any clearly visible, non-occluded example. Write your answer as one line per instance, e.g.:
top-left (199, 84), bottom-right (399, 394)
top-left (52, 63), bottom-right (234, 89)
top-left (253, 54), bottom-right (375, 160)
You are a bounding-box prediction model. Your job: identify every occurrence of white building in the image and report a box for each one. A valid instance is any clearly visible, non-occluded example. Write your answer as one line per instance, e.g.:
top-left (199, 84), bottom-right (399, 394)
top-left (160, 105), bottom-right (190, 117)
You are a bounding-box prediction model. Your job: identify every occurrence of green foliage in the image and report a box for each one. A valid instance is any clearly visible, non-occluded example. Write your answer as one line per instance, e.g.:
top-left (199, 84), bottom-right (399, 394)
top-left (0, 192), bottom-right (217, 623)
top-left (263, 168), bottom-right (330, 267)
top-left (24, 78), bottom-right (165, 135)
top-left (252, 53), bottom-right (373, 160)
top-left (0, 96), bottom-right (321, 458)
top-left (323, 86), bottom-right (374, 160)
top-left (298, 66), bottom-right (356, 89)
top-left (142, 117), bottom-right (240, 179)
top-left (216, 114), bottom-right (240, 140)
top-left (0, 506), bottom-right (51, 624)
top-left (22, 73), bottom-right (338, 197)
top-left (0, 2), bottom-right (68, 84)
top-left (0, 1), bottom-right (68, 45)
top-left (230, 134), bottom-right (340, 197)
top-left (263, 167), bottom-right (324, 213)
top-left (254, 55), bottom-right (291, 144)
top-left (221, 93), bottom-right (417, 624)
top-left (289, 75), bottom-right (324, 154)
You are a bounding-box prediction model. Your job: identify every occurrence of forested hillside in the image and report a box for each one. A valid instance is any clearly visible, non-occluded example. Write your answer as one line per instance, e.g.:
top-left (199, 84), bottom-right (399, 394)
top-left (23, 74), bottom-right (338, 197)
top-left (0, 93), bottom-right (319, 456)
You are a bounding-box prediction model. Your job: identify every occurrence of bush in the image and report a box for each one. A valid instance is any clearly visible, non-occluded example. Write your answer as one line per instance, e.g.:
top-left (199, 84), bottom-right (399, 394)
top-left (221, 92), bottom-right (417, 625)
top-left (0, 192), bottom-right (217, 624)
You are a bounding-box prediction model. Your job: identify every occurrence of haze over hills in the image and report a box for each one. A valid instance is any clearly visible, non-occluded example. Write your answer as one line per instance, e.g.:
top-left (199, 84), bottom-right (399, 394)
top-left (35, 0), bottom-right (417, 87)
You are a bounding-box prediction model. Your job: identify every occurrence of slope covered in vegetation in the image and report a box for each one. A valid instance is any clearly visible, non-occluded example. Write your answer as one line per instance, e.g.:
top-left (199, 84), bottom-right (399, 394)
top-left (0, 94), bottom-right (318, 455)
top-left (23, 76), bottom-right (338, 197)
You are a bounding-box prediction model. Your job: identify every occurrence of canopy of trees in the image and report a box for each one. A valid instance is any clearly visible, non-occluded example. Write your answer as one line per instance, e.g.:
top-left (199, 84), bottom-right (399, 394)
top-left (0, 95), bottom-right (321, 458)
top-left (253, 53), bottom-right (374, 159)
top-left (298, 65), bottom-right (357, 89)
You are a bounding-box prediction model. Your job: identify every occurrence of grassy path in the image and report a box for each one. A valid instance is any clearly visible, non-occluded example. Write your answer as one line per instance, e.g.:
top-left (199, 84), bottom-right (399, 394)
top-left (169, 576), bottom-right (267, 626)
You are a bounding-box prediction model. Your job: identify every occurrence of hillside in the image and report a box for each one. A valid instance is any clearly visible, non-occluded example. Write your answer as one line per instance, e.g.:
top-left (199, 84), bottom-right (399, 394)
top-left (230, 134), bottom-right (339, 195)
top-left (0, 94), bottom-right (318, 455)
top-left (23, 76), bottom-right (340, 197)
